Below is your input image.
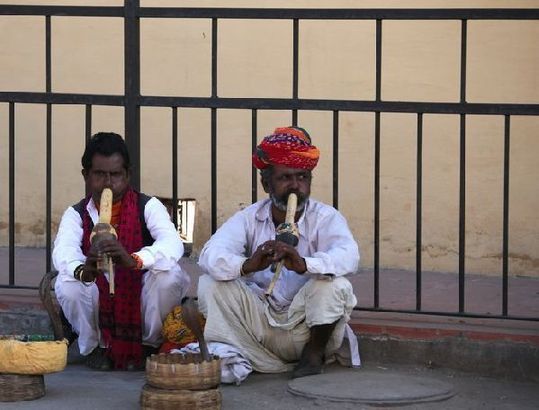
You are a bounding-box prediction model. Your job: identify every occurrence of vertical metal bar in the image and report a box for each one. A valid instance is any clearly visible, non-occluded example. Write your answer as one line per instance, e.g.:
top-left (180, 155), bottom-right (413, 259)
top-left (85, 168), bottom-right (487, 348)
top-left (373, 19), bottom-right (382, 308)
top-left (458, 20), bottom-right (468, 313)
top-left (124, 0), bottom-right (141, 190)
top-left (85, 105), bottom-right (92, 143)
top-left (502, 115), bottom-right (510, 316)
top-left (46, 16), bottom-right (51, 93)
top-left (416, 113), bottom-right (423, 311)
top-left (211, 108), bottom-right (217, 234)
top-left (45, 15), bottom-right (52, 273)
top-left (9, 103), bottom-right (15, 285)
top-left (332, 110), bottom-right (339, 209)
top-left (251, 109), bottom-right (258, 204)
top-left (211, 17), bottom-right (218, 233)
top-left (458, 114), bottom-right (466, 313)
top-left (375, 19), bottom-right (382, 102)
top-left (292, 18), bottom-right (299, 126)
top-left (84, 105), bottom-right (92, 197)
top-left (374, 112), bottom-right (380, 308)
top-left (211, 18), bottom-right (217, 98)
top-left (172, 107), bottom-right (178, 228)
top-left (460, 20), bottom-right (467, 103)
top-left (46, 104), bottom-right (52, 273)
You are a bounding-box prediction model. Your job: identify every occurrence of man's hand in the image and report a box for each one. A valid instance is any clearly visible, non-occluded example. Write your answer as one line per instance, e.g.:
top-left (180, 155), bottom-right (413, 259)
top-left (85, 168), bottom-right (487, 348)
top-left (242, 240), bottom-right (306, 275)
top-left (81, 244), bottom-right (101, 282)
top-left (95, 238), bottom-right (137, 269)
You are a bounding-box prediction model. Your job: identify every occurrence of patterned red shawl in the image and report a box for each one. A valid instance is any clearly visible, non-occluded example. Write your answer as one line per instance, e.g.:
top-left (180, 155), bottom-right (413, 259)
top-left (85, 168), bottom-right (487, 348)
top-left (81, 188), bottom-right (144, 369)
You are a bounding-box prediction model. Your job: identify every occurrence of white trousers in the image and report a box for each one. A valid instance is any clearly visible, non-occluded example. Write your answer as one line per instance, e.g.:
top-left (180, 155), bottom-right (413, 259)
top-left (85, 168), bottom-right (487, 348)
top-left (55, 266), bottom-right (190, 356)
top-left (197, 274), bottom-right (357, 373)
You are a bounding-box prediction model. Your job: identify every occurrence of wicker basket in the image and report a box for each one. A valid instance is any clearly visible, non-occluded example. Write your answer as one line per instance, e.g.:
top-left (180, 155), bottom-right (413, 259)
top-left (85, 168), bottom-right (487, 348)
top-left (140, 384), bottom-right (221, 410)
top-left (146, 353), bottom-right (221, 390)
top-left (0, 374), bottom-right (45, 402)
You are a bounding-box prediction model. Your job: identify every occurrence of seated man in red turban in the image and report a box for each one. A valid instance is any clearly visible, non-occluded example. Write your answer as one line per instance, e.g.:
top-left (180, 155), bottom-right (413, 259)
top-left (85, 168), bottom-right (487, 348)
top-left (197, 126), bottom-right (360, 378)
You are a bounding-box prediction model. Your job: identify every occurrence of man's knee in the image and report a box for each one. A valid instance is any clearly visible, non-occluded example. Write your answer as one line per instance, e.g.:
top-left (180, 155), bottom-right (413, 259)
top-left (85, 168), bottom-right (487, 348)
top-left (307, 277), bottom-right (354, 301)
top-left (302, 277), bottom-right (357, 325)
top-left (55, 280), bottom-right (95, 305)
top-left (197, 274), bottom-right (241, 316)
top-left (144, 267), bottom-right (190, 297)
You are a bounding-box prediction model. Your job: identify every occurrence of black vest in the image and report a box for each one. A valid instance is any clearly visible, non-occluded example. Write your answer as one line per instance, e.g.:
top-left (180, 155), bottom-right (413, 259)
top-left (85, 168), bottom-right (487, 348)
top-left (72, 192), bottom-right (154, 247)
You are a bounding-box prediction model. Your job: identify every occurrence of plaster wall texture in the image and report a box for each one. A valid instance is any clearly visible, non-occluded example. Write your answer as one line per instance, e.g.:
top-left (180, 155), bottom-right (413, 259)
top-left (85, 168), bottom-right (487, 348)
top-left (0, 0), bottom-right (537, 275)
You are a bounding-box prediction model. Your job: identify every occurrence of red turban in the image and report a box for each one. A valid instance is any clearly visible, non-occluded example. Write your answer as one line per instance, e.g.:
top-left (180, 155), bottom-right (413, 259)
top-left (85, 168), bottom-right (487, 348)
top-left (252, 126), bottom-right (320, 170)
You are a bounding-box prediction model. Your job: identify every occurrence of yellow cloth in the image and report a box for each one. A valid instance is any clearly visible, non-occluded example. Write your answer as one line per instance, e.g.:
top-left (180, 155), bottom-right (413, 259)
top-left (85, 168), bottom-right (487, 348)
top-left (0, 339), bottom-right (68, 374)
top-left (162, 305), bottom-right (205, 345)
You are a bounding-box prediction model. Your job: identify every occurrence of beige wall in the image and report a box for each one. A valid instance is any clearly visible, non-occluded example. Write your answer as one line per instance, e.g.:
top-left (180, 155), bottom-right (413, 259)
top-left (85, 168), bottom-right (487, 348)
top-left (0, 0), bottom-right (538, 276)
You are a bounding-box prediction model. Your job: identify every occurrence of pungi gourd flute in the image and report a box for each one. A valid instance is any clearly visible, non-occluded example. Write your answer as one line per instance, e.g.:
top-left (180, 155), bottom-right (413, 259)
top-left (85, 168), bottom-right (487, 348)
top-left (266, 192), bottom-right (299, 296)
top-left (89, 188), bottom-right (117, 296)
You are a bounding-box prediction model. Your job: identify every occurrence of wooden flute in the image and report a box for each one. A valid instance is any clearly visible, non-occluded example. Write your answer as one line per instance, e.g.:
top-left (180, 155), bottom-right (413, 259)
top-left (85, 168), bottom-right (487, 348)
top-left (265, 193), bottom-right (299, 297)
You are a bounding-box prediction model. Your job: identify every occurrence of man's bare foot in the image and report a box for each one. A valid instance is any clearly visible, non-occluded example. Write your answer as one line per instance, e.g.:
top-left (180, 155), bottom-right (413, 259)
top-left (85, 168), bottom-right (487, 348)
top-left (292, 344), bottom-right (324, 378)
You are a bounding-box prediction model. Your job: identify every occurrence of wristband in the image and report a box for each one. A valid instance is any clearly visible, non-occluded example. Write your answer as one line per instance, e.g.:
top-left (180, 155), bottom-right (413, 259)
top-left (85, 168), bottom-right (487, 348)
top-left (74, 264), bottom-right (85, 281)
top-left (240, 260), bottom-right (249, 277)
top-left (74, 264), bottom-right (96, 285)
top-left (131, 253), bottom-right (144, 270)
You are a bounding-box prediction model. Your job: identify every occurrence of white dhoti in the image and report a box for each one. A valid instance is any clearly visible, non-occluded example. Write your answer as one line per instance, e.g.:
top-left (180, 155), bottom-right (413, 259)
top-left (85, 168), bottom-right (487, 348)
top-left (55, 265), bottom-right (190, 355)
top-left (197, 274), bottom-right (357, 373)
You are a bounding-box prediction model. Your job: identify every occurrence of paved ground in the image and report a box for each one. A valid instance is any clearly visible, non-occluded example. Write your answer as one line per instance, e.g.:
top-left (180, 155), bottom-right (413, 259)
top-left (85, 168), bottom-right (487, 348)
top-left (1, 361), bottom-right (538, 409)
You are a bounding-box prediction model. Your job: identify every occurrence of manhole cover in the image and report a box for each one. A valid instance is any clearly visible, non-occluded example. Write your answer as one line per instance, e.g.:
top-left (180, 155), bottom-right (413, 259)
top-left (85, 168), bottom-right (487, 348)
top-left (288, 369), bottom-right (455, 405)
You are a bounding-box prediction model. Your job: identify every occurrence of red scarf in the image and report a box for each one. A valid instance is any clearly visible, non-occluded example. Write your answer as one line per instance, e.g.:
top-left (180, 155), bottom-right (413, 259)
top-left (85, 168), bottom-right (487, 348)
top-left (81, 188), bottom-right (144, 369)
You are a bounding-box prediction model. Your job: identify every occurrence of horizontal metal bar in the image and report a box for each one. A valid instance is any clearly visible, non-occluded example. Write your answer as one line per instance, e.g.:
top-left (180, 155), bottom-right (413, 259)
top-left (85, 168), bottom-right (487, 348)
top-left (140, 96), bottom-right (539, 115)
top-left (0, 92), bottom-right (123, 106)
top-left (3, 92), bottom-right (537, 115)
top-left (138, 8), bottom-right (539, 20)
top-left (0, 284), bottom-right (39, 290)
top-left (1, 6), bottom-right (537, 20)
top-left (355, 306), bottom-right (539, 322)
top-left (0, 5), bottom-right (124, 17)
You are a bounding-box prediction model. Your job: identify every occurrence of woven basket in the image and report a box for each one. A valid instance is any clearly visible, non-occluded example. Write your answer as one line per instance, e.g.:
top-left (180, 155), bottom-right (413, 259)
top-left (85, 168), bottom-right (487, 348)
top-left (146, 353), bottom-right (221, 390)
top-left (0, 374), bottom-right (45, 402)
top-left (140, 384), bottom-right (221, 410)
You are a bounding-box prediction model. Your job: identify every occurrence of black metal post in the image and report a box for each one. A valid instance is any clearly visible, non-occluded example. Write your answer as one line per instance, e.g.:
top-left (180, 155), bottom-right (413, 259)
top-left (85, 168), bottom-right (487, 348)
top-left (292, 18), bottom-right (299, 126)
top-left (333, 110), bottom-right (339, 209)
top-left (374, 111), bottom-right (380, 308)
top-left (502, 115), bottom-right (510, 316)
top-left (124, 0), bottom-right (141, 190)
top-left (9, 103), bottom-right (15, 285)
top-left (251, 109), bottom-right (258, 204)
top-left (45, 15), bottom-right (52, 273)
top-left (172, 107), bottom-right (178, 228)
top-left (416, 113), bottom-right (423, 310)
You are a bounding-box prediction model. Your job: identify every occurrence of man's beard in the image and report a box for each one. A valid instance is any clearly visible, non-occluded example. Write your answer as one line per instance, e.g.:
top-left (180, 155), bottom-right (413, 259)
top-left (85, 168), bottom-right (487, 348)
top-left (270, 191), bottom-right (308, 212)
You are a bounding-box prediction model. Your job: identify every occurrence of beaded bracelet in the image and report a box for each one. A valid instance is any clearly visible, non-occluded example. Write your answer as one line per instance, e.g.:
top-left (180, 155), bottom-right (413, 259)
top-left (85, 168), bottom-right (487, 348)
top-left (74, 264), bottom-right (96, 285)
top-left (73, 264), bottom-right (85, 281)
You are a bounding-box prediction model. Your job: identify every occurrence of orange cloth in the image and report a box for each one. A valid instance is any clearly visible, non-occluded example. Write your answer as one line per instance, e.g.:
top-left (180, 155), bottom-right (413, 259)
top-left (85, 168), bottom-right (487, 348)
top-left (162, 305), bottom-right (206, 346)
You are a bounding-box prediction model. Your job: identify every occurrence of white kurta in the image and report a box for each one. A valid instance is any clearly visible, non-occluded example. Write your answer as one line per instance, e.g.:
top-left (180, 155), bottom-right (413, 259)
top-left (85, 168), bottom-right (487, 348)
top-left (53, 196), bottom-right (190, 355)
top-left (198, 198), bottom-right (360, 372)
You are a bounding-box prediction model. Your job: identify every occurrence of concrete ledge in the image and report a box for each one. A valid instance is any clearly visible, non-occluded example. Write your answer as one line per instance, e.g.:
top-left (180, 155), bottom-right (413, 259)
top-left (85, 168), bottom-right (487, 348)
top-left (350, 311), bottom-right (539, 382)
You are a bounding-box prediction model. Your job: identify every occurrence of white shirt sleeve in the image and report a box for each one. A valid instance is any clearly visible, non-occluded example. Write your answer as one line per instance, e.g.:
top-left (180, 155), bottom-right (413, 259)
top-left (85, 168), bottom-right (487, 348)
top-left (303, 210), bottom-right (360, 277)
top-left (198, 211), bottom-right (249, 281)
top-left (133, 197), bottom-right (184, 273)
top-left (52, 207), bottom-right (85, 282)
top-left (53, 197), bottom-right (184, 280)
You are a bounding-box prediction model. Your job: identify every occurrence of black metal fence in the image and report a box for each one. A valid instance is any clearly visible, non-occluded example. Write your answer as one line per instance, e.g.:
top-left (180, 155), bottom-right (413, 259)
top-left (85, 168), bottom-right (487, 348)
top-left (1, 3), bottom-right (538, 322)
